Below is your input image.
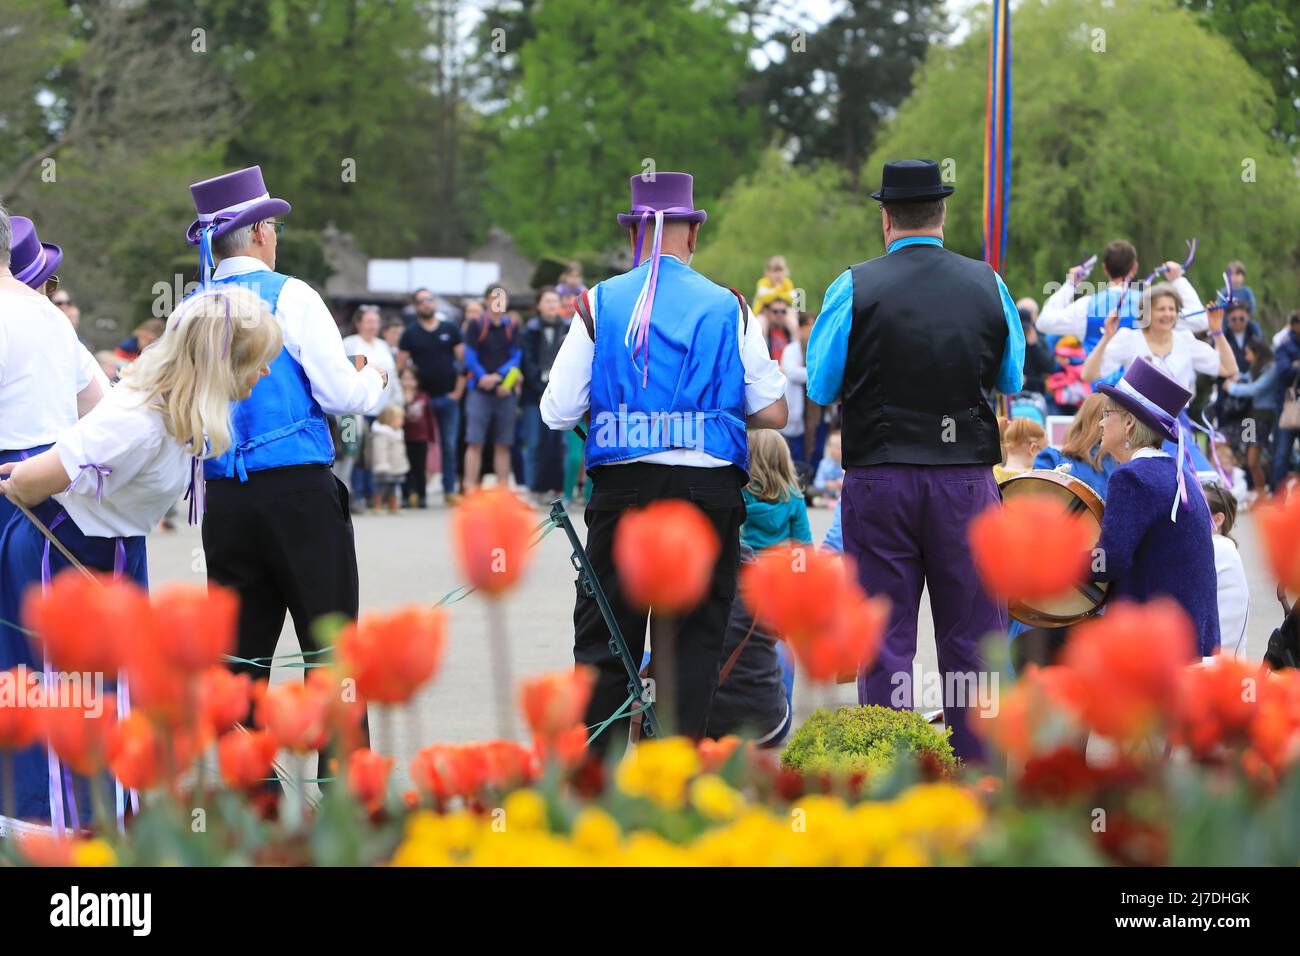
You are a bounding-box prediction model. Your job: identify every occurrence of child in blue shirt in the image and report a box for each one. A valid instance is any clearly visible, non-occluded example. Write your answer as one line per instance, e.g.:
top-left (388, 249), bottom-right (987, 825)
top-left (742, 428), bottom-right (812, 550)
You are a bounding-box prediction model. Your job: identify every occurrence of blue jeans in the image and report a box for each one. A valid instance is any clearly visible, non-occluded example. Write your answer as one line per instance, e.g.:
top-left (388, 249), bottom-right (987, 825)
top-left (428, 394), bottom-right (461, 494)
top-left (518, 403), bottom-right (542, 489)
top-left (1273, 427), bottom-right (1300, 490)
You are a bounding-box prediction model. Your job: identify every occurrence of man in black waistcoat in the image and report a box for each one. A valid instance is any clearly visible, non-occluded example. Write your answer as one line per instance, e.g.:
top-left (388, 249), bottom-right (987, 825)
top-left (805, 160), bottom-right (1025, 762)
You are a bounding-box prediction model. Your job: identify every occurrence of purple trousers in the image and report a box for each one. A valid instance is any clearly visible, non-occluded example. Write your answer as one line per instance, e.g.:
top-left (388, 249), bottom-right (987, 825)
top-left (841, 463), bottom-right (1006, 763)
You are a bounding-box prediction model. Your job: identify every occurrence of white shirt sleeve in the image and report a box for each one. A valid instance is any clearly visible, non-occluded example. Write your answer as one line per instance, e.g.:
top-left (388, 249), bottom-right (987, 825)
top-left (1171, 275), bottom-right (1207, 333)
top-left (278, 278), bottom-right (384, 415)
top-left (1100, 328), bottom-right (1141, 378)
top-left (55, 389), bottom-right (159, 497)
top-left (1184, 331), bottom-right (1222, 376)
top-left (1036, 281), bottom-right (1089, 338)
top-left (740, 304), bottom-right (786, 414)
top-left (781, 337), bottom-right (807, 385)
top-left (540, 301), bottom-right (595, 430)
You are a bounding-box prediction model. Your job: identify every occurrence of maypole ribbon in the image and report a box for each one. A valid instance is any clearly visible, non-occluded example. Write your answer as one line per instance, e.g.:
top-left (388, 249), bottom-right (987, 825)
top-left (624, 203), bottom-right (693, 387)
top-left (1139, 238), bottom-right (1198, 287)
top-left (982, 0), bottom-right (1012, 275)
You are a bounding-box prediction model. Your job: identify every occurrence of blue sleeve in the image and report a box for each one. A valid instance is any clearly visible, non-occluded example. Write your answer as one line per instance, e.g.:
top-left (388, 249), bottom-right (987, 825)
top-left (1092, 466), bottom-right (1157, 583)
top-left (464, 345), bottom-right (487, 381)
top-left (993, 271), bottom-right (1025, 394)
top-left (497, 345), bottom-right (522, 376)
top-left (789, 493), bottom-right (813, 545)
top-left (821, 498), bottom-right (843, 553)
top-left (806, 269), bottom-right (854, 405)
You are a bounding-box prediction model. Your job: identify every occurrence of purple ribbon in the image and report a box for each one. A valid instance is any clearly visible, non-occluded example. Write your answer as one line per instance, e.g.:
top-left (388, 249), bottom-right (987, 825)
top-left (1139, 238), bottom-right (1198, 286)
top-left (184, 455), bottom-right (206, 526)
top-left (624, 204), bottom-right (692, 388)
top-left (67, 463), bottom-right (112, 503)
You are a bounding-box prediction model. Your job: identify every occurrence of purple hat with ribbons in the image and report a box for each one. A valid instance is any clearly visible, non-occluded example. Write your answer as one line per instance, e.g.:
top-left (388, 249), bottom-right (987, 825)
top-left (1097, 356), bottom-right (1191, 444)
top-left (7, 216), bottom-right (63, 290)
top-left (185, 165), bottom-right (290, 246)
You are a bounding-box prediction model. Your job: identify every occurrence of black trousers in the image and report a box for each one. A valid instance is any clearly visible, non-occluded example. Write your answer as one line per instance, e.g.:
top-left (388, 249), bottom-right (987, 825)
top-left (404, 439), bottom-right (428, 503)
top-left (574, 463), bottom-right (746, 754)
top-left (202, 464), bottom-right (366, 779)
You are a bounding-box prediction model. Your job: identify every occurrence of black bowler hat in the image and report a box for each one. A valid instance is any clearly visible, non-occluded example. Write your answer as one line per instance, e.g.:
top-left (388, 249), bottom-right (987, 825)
top-left (870, 159), bottom-right (955, 203)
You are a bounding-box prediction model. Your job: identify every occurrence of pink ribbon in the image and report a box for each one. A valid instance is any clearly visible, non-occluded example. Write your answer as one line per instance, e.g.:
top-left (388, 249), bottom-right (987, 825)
top-left (624, 204), bottom-right (692, 387)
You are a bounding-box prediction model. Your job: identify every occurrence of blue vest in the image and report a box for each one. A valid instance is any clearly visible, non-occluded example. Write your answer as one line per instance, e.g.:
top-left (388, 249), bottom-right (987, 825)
top-left (1083, 285), bottom-right (1141, 354)
top-left (202, 270), bottom-right (335, 481)
top-left (585, 257), bottom-right (748, 473)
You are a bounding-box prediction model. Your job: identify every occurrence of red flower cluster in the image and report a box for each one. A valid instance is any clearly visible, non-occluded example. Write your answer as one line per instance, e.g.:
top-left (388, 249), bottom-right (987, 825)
top-left (1255, 491), bottom-right (1300, 593)
top-left (409, 740), bottom-right (539, 803)
top-left (968, 494), bottom-right (1094, 603)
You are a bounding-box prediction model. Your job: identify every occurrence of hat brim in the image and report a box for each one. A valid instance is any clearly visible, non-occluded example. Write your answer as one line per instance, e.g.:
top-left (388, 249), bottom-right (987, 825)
top-left (870, 185), bottom-right (955, 203)
top-left (22, 243), bottom-right (63, 290)
top-left (1096, 383), bottom-right (1180, 443)
top-left (186, 198), bottom-right (291, 245)
top-left (616, 209), bottom-right (707, 227)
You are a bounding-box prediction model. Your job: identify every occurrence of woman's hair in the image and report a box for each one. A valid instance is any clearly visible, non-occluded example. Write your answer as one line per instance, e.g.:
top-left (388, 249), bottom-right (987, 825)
top-left (766, 255), bottom-right (787, 275)
top-left (1118, 408), bottom-right (1163, 450)
top-left (352, 305), bottom-right (380, 333)
top-left (1140, 282), bottom-right (1181, 325)
top-left (1002, 417), bottom-right (1046, 455)
top-left (377, 403), bottom-right (404, 428)
top-left (1247, 339), bottom-right (1273, 378)
top-left (120, 286), bottom-right (282, 459)
top-left (1061, 392), bottom-right (1108, 470)
top-left (1201, 481), bottom-right (1238, 542)
top-left (746, 428), bottom-right (799, 503)
top-left (400, 366), bottom-right (418, 384)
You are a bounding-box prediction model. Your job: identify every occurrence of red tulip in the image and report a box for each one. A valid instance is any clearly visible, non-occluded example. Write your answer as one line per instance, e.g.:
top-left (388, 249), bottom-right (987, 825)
top-left (146, 583), bottom-right (239, 672)
top-left (336, 607), bottom-right (446, 705)
top-left (22, 570), bottom-right (147, 674)
top-left (255, 680), bottom-right (330, 753)
top-left (1172, 656), bottom-right (1263, 758)
top-left (543, 722), bottom-right (589, 770)
top-left (1061, 599), bottom-right (1196, 739)
top-left (122, 652), bottom-right (191, 727)
top-left (453, 487), bottom-right (536, 595)
top-left (346, 747), bottom-right (394, 813)
top-left (18, 832), bottom-right (74, 867)
top-left (44, 696), bottom-right (116, 776)
top-left (197, 669), bottom-right (252, 736)
top-left (740, 545), bottom-right (859, 645)
top-left (976, 664), bottom-right (1087, 761)
top-left (697, 735), bottom-right (743, 773)
top-left (106, 712), bottom-right (162, 791)
top-left (796, 593), bottom-right (889, 683)
top-left (968, 495), bottom-right (1094, 603)
top-left (1249, 670), bottom-right (1300, 772)
top-left (519, 666), bottom-right (595, 740)
top-left (411, 744), bottom-right (484, 802)
top-left (218, 728), bottom-right (279, 789)
top-left (1255, 493), bottom-right (1300, 593)
top-left (613, 500), bottom-right (719, 611)
top-left (305, 667), bottom-right (368, 753)
top-left (479, 740), bottom-right (536, 790)
top-left (0, 666), bottom-right (40, 750)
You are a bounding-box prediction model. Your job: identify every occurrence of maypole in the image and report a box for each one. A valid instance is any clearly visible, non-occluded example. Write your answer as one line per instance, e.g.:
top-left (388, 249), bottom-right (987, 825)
top-left (982, 0), bottom-right (1012, 276)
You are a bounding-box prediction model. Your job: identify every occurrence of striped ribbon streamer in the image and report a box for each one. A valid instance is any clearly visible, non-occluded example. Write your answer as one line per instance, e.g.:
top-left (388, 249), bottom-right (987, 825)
top-left (982, 0), bottom-right (1012, 275)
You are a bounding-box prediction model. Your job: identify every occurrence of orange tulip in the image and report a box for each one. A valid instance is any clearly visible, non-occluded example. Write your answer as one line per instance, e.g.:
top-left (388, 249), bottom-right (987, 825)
top-left (22, 570), bottom-right (147, 675)
top-left (519, 666), bottom-right (596, 740)
top-left (0, 666), bottom-right (40, 750)
top-left (346, 747), bottom-right (394, 813)
top-left (1249, 670), bottom-right (1300, 771)
top-left (977, 664), bottom-right (1087, 761)
top-left (18, 831), bottom-right (75, 867)
top-left (968, 495), bottom-right (1094, 603)
top-left (1061, 599), bottom-right (1196, 739)
top-left (218, 728), bottom-right (279, 789)
top-left (1255, 493), bottom-right (1300, 593)
top-left (613, 499), bottom-right (720, 611)
top-left (479, 740), bottom-right (536, 790)
top-left (305, 667), bottom-right (368, 752)
top-left (122, 652), bottom-right (191, 727)
top-left (44, 696), bottom-right (116, 776)
top-left (146, 583), bottom-right (239, 672)
top-left (543, 722), bottom-right (589, 770)
top-left (254, 679), bottom-right (330, 753)
top-left (740, 545), bottom-right (859, 645)
top-left (335, 607), bottom-right (446, 705)
top-left (1172, 656), bottom-right (1263, 757)
top-left (197, 668), bottom-right (252, 736)
top-left (792, 593), bottom-right (889, 683)
top-left (453, 487), bottom-right (536, 596)
top-left (106, 712), bottom-right (162, 791)
top-left (697, 735), bottom-right (743, 773)
top-left (411, 743), bottom-right (485, 801)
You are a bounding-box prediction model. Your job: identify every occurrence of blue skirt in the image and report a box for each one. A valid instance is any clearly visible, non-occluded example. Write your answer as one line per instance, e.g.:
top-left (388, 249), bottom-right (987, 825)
top-left (0, 444), bottom-right (53, 538)
top-left (0, 498), bottom-right (147, 825)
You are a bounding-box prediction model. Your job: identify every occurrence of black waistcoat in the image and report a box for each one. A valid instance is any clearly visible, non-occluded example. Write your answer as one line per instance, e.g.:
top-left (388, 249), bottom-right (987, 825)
top-left (843, 242), bottom-right (1008, 467)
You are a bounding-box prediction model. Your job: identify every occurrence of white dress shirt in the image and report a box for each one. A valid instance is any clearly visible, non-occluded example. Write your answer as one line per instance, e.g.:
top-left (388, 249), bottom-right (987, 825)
top-left (212, 257), bottom-right (383, 415)
top-left (779, 337), bottom-right (807, 438)
top-left (0, 289), bottom-right (108, 450)
top-left (1037, 275), bottom-right (1207, 340)
top-left (1099, 328), bottom-right (1221, 393)
top-left (541, 257), bottom-right (787, 467)
top-left (53, 383), bottom-right (190, 537)
top-left (341, 332), bottom-right (400, 414)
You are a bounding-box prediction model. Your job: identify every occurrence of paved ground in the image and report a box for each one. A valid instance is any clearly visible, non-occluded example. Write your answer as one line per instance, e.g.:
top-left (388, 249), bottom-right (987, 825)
top-left (147, 493), bottom-right (1284, 786)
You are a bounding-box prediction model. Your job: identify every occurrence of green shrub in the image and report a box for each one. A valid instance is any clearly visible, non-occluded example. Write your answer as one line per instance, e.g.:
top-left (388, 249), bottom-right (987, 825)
top-left (781, 705), bottom-right (958, 779)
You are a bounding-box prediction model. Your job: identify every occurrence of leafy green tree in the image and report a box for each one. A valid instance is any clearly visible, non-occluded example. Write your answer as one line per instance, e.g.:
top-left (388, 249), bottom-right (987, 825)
top-left (867, 0), bottom-right (1300, 328)
top-left (692, 149), bottom-right (880, 313)
top-left (485, 0), bottom-right (763, 258)
top-left (1179, 0), bottom-right (1299, 148)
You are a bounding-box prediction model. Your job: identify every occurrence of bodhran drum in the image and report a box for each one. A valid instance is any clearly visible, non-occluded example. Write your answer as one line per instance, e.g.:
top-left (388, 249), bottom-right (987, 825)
top-left (998, 469), bottom-right (1109, 628)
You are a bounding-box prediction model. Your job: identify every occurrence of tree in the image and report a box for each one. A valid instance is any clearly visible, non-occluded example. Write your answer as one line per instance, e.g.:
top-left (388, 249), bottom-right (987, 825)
top-left (1179, 0), bottom-right (1299, 149)
top-left (761, 0), bottom-right (948, 174)
top-left (485, 0), bottom-right (764, 258)
top-left (866, 0), bottom-right (1300, 328)
top-left (692, 149), bottom-right (879, 314)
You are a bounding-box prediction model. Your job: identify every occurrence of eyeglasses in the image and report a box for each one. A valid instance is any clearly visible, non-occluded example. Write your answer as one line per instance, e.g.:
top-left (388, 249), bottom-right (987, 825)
top-left (414, 296), bottom-right (434, 304)
top-left (260, 220), bottom-right (285, 236)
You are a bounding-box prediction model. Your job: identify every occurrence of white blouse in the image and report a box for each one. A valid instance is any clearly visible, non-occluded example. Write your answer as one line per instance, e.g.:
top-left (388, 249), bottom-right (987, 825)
top-left (1212, 534), bottom-right (1249, 658)
top-left (1100, 328), bottom-right (1220, 393)
top-left (53, 383), bottom-right (191, 538)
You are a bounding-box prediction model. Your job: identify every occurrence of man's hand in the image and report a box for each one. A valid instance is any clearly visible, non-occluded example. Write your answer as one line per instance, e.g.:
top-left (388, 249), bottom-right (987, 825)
top-left (1067, 265), bottom-right (1087, 286)
top-left (495, 385), bottom-right (513, 398)
top-left (478, 373), bottom-right (501, 391)
top-left (1205, 301), bottom-right (1225, 334)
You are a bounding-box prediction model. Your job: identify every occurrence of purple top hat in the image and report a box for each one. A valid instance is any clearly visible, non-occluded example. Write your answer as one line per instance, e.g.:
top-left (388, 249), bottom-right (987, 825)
top-left (616, 173), bottom-right (707, 227)
top-left (7, 216), bottom-right (63, 290)
top-left (185, 166), bottom-right (290, 246)
top-left (1097, 356), bottom-right (1192, 444)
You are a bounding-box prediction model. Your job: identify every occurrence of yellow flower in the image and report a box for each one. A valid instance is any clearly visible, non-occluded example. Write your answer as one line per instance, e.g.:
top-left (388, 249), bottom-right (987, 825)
top-left (502, 789), bottom-right (547, 831)
top-left (70, 839), bottom-right (116, 868)
top-left (891, 783), bottom-right (985, 853)
top-left (879, 840), bottom-right (928, 867)
top-left (615, 737), bottom-right (701, 808)
top-left (690, 774), bottom-right (745, 821)
top-left (571, 808), bottom-right (622, 855)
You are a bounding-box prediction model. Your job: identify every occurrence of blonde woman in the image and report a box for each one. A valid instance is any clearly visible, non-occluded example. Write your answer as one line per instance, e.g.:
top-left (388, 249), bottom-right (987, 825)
top-left (1032, 392), bottom-right (1116, 497)
top-left (742, 428), bottom-right (812, 551)
top-left (994, 418), bottom-right (1046, 483)
top-left (0, 286), bottom-right (280, 823)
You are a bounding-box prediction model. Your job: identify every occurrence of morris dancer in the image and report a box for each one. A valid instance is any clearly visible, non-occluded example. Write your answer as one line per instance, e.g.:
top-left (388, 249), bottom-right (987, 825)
top-left (184, 167), bottom-right (386, 775)
top-left (0, 287), bottom-right (281, 825)
top-left (1037, 240), bottom-right (1206, 357)
top-left (806, 159), bottom-right (1025, 763)
top-left (541, 172), bottom-right (787, 751)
